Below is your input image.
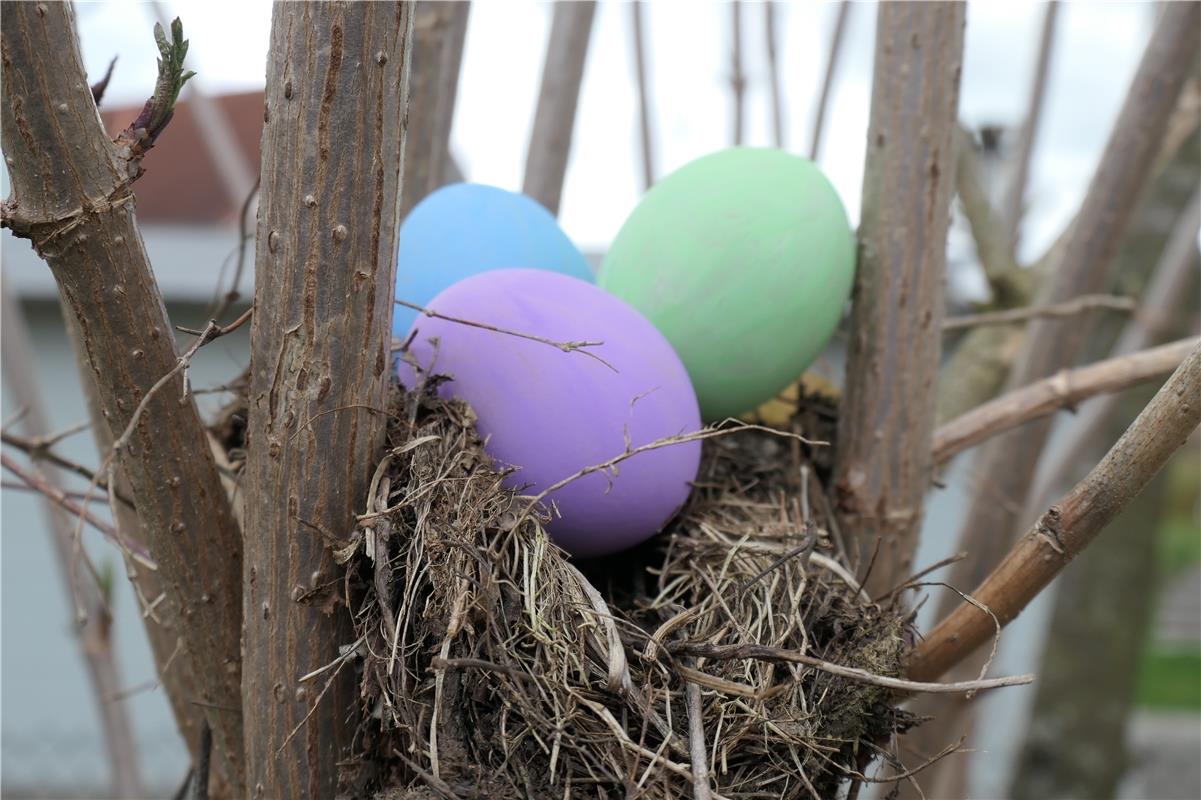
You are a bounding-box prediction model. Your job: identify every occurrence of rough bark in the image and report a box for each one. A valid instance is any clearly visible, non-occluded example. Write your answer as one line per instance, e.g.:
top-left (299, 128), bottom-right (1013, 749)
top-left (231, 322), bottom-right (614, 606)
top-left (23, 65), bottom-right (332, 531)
top-left (1, 2), bottom-right (245, 789)
top-left (522, 1), bottom-right (596, 216)
top-left (909, 341), bottom-right (1201, 683)
top-left (932, 337), bottom-right (1198, 465)
top-left (243, 4), bottom-right (414, 797)
top-left (0, 287), bottom-right (144, 799)
top-left (833, 2), bottom-right (965, 596)
top-left (399, 0), bottom-right (470, 221)
top-left (808, 1), bottom-right (851, 162)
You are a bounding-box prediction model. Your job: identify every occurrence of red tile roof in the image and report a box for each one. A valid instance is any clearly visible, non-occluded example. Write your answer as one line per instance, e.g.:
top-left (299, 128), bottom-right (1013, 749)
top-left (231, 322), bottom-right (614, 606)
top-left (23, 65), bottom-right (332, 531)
top-left (100, 90), bottom-right (263, 224)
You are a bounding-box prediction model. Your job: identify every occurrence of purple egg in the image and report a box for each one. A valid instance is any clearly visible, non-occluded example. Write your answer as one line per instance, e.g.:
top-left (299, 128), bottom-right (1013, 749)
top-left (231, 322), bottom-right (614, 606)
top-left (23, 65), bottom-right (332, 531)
top-left (400, 269), bottom-right (702, 557)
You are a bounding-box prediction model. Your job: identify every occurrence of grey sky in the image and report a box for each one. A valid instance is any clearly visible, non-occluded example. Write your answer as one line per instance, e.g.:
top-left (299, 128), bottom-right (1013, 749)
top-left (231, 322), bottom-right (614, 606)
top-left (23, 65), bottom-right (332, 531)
top-left (73, 1), bottom-right (1152, 261)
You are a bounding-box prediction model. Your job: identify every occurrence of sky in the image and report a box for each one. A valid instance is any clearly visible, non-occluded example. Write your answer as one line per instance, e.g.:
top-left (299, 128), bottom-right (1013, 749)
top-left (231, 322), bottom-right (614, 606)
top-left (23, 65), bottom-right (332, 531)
top-left (71, 0), bottom-right (1155, 267)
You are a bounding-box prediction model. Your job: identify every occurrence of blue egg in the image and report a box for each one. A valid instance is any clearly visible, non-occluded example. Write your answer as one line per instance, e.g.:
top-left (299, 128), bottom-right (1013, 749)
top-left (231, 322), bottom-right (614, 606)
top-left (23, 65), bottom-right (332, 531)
top-left (392, 183), bottom-right (594, 339)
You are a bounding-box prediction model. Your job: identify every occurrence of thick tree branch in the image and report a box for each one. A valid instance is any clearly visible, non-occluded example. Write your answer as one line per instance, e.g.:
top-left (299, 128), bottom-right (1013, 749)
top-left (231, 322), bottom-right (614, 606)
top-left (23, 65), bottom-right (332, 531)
top-left (932, 337), bottom-right (1198, 466)
top-left (400, 0), bottom-right (470, 221)
top-left (910, 342), bottom-right (1201, 683)
top-left (523, 1), bottom-right (596, 216)
top-left (833, 2), bottom-right (965, 595)
top-left (243, 4), bottom-right (414, 796)
top-left (0, 5), bottom-right (245, 788)
top-left (808, 1), bottom-right (851, 161)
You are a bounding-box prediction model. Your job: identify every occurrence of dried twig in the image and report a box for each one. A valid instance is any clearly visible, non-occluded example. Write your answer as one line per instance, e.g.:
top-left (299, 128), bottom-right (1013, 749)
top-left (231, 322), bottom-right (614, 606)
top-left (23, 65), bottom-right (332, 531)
top-left (1, 453), bottom-right (155, 567)
top-left (942, 293), bottom-right (1136, 331)
top-left (1, 431), bottom-right (131, 508)
top-left (668, 641), bottom-right (1032, 694)
top-left (809, 2), bottom-right (851, 161)
top-left (932, 337), bottom-right (1197, 465)
top-left (911, 342), bottom-right (1201, 682)
top-left (397, 298), bottom-right (615, 371)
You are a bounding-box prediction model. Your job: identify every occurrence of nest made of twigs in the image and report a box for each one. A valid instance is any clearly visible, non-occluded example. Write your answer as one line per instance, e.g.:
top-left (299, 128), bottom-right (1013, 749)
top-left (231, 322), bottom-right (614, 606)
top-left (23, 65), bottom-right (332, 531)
top-left (315, 379), bottom-right (914, 800)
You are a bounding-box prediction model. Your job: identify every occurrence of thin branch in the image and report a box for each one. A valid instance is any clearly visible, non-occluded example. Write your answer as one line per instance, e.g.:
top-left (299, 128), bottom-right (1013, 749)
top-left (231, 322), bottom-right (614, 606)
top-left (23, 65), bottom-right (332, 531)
top-left (834, 3), bottom-right (965, 595)
top-left (1000, 1), bottom-right (1060, 254)
top-left (1, 453), bottom-right (154, 567)
top-left (809, 1), bottom-right (851, 161)
top-left (523, 1), bottom-right (597, 216)
top-left (730, 1), bottom-right (745, 146)
top-left (0, 430), bottom-right (132, 508)
top-left (630, 0), bottom-right (655, 189)
top-left (911, 342), bottom-right (1201, 682)
top-left (764, 2), bottom-right (784, 148)
top-left (943, 294), bottom-right (1136, 332)
top-left (668, 641), bottom-right (1032, 695)
top-left (397, 298), bottom-right (615, 371)
top-left (933, 337), bottom-right (1197, 465)
top-left (208, 175), bottom-right (260, 323)
top-left (0, 285), bottom-right (144, 797)
top-left (684, 670), bottom-right (711, 800)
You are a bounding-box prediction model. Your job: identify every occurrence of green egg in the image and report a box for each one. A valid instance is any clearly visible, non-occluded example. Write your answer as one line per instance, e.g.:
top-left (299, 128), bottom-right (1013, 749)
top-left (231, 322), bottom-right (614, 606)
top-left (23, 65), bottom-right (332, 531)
top-left (599, 148), bottom-right (855, 421)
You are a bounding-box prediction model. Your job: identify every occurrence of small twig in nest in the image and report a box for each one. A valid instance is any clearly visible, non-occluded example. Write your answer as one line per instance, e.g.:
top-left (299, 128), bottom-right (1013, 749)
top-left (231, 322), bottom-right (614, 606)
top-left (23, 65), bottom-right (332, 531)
top-left (667, 641), bottom-right (1031, 694)
top-left (397, 297), bottom-right (617, 371)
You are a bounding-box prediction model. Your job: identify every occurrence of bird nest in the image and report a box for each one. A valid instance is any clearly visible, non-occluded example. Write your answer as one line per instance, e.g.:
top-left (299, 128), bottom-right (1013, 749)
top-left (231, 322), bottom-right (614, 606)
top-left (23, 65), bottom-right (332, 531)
top-left (317, 380), bottom-right (916, 800)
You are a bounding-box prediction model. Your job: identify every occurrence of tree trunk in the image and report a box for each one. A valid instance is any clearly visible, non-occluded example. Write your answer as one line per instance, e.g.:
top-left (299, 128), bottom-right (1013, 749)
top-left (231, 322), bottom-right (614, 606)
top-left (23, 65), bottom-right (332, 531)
top-left (399, 0), bottom-right (470, 221)
top-left (523, 0), bottom-right (596, 216)
top-left (243, 3), bottom-right (414, 797)
top-left (1, 3), bottom-right (245, 789)
top-left (833, 1), bottom-right (965, 597)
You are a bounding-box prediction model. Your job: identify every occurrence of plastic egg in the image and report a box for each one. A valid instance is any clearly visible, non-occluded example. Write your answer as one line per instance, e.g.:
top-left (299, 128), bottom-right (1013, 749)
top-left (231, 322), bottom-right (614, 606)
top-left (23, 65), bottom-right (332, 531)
top-left (598, 148), bottom-right (855, 421)
top-left (400, 269), bottom-right (701, 557)
top-left (392, 182), bottom-right (594, 340)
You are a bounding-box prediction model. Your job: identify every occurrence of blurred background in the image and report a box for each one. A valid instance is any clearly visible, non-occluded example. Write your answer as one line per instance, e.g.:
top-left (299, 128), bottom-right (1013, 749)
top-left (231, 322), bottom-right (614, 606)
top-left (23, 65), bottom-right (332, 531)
top-left (2, 1), bottom-right (1197, 798)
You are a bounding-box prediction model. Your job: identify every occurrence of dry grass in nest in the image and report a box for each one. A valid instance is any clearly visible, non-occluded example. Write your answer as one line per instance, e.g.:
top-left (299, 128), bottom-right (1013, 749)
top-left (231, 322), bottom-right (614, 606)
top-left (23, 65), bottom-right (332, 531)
top-left (317, 381), bottom-right (918, 800)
